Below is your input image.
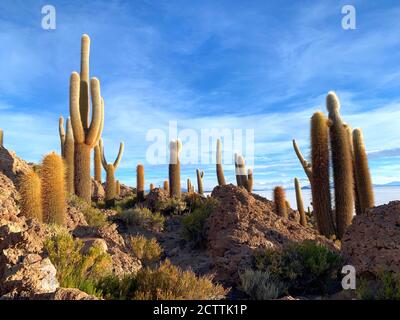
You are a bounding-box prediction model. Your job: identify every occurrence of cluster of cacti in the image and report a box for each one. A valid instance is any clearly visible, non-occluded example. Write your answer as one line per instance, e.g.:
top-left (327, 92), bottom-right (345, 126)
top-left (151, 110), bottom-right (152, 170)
top-left (294, 178), bottom-right (307, 227)
top-left (136, 164), bottom-right (145, 201)
top-left (168, 140), bottom-right (182, 198)
top-left (196, 169), bottom-right (204, 195)
top-left (100, 139), bottom-right (124, 207)
top-left (235, 153), bottom-right (253, 193)
top-left (273, 186), bottom-right (287, 219)
top-left (59, 117), bottom-right (75, 194)
top-left (293, 92), bottom-right (374, 239)
top-left (216, 138), bottom-right (226, 185)
top-left (70, 34), bottom-right (104, 203)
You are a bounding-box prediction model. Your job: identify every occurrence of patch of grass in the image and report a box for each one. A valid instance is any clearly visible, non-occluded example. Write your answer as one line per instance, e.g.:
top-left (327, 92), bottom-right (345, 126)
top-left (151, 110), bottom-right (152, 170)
top-left (44, 229), bottom-right (112, 297)
top-left (156, 197), bottom-right (187, 215)
top-left (357, 272), bottom-right (400, 300)
top-left (69, 195), bottom-right (108, 227)
top-left (129, 235), bottom-right (163, 265)
top-left (239, 269), bottom-right (286, 300)
top-left (118, 207), bottom-right (165, 232)
top-left (254, 241), bottom-right (342, 295)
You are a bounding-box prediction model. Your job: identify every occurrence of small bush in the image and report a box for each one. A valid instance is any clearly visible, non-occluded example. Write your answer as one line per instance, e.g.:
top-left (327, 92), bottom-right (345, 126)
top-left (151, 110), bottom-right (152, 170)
top-left (254, 241), bottom-right (342, 295)
top-left (44, 230), bottom-right (112, 297)
top-left (96, 274), bottom-right (138, 300)
top-left (118, 207), bottom-right (165, 232)
top-left (357, 272), bottom-right (400, 300)
top-left (181, 198), bottom-right (218, 248)
top-left (130, 235), bottom-right (162, 265)
top-left (156, 198), bottom-right (187, 215)
top-left (69, 195), bottom-right (108, 227)
top-left (240, 269), bottom-right (286, 300)
top-left (184, 192), bottom-right (205, 213)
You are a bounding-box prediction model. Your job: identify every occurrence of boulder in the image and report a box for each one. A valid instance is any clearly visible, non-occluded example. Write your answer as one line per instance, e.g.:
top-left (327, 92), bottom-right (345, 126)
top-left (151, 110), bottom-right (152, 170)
top-left (144, 188), bottom-right (170, 212)
top-left (91, 180), bottom-right (105, 202)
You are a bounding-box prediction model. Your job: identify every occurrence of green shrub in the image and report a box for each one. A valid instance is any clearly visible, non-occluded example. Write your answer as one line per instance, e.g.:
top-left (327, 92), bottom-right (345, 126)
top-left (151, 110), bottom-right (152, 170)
top-left (239, 269), bottom-right (286, 300)
top-left (44, 230), bottom-right (112, 297)
top-left (357, 272), bottom-right (400, 300)
top-left (254, 241), bottom-right (342, 295)
top-left (96, 274), bottom-right (138, 300)
top-left (129, 235), bottom-right (163, 265)
top-left (118, 207), bottom-right (165, 232)
top-left (181, 198), bottom-right (218, 248)
top-left (69, 195), bottom-right (107, 227)
top-left (156, 197), bottom-right (187, 215)
top-left (184, 192), bottom-right (206, 213)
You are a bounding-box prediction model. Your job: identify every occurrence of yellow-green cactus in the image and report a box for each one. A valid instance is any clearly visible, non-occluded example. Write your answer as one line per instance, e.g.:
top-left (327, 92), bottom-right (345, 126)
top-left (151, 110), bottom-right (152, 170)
top-left (196, 169), bottom-right (204, 195)
top-left (116, 180), bottom-right (121, 198)
top-left (136, 164), bottom-right (145, 201)
top-left (59, 117), bottom-right (75, 194)
top-left (94, 143), bottom-right (102, 183)
top-left (294, 177), bottom-right (307, 227)
top-left (273, 186), bottom-right (287, 218)
top-left (19, 170), bottom-right (43, 222)
top-left (169, 139), bottom-right (182, 198)
top-left (163, 180), bottom-right (169, 193)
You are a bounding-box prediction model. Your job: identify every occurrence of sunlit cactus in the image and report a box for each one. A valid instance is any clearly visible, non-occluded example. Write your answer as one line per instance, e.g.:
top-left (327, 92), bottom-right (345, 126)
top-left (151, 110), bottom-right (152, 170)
top-left (292, 139), bottom-right (312, 184)
top-left (294, 177), bottom-right (307, 227)
top-left (216, 138), bottom-right (226, 185)
top-left (94, 143), bottom-right (102, 183)
top-left (136, 164), bottom-right (145, 201)
top-left (327, 92), bottom-right (354, 239)
top-left (163, 180), bottom-right (169, 193)
top-left (19, 171), bottom-right (43, 222)
top-left (235, 153), bottom-right (248, 190)
top-left (59, 117), bottom-right (75, 194)
top-left (59, 117), bottom-right (65, 157)
top-left (41, 152), bottom-right (66, 226)
top-left (149, 183), bottom-right (154, 191)
top-left (0, 128), bottom-right (3, 147)
top-left (187, 178), bottom-right (192, 194)
top-left (273, 186), bottom-right (287, 219)
top-left (100, 139), bottom-right (124, 207)
top-left (247, 169), bottom-right (253, 193)
top-left (311, 111), bottom-right (335, 238)
top-left (196, 169), bottom-right (204, 195)
top-left (168, 139), bottom-right (182, 198)
top-left (116, 180), bottom-right (121, 197)
top-left (353, 128), bottom-right (375, 213)
top-left (70, 34), bottom-right (104, 202)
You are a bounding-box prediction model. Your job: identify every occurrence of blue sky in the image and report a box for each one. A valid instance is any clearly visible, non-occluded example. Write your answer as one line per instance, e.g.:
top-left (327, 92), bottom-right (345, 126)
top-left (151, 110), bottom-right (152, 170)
top-left (1, 0), bottom-right (400, 191)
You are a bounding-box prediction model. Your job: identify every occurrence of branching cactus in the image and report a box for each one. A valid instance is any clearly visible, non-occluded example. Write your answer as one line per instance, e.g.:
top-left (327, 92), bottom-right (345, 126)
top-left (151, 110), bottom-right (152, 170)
top-left (235, 154), bottom-right (248, 190)
top-left (169, 139), bottom-right (182, 198)
top-left (19, 171), bottom-right (43, 222)
top-left (311, 111), bottom-right (335, 238)
top-left (292, 139), bottom-right (313, 184)
top-left (216, 139), bottom-right (226, 185)
top-left (70, 34), bottom-right (104, 202)
top-left (136, 164), bottom-right (145, 201)
top-left (327, 92), bottom-right (354, 239)
top-left (163, 180), bottom-right (169, 193)
top-left (294, 177), bottom-right (307, 227)
top-left (41, 152), bottom-right (66, 226)
top-left (353, 128), bottom-right (375, 213)
top-left (273, 186), bottom-right (287, 219)
top-left (196, 169), bottom-right (204, 195)
top-left (100, 139), bottom-right (124, 207)
top-left (247, 169), bottom-right (253, 193)
top-left (59, 117), bottom-right (75, 194)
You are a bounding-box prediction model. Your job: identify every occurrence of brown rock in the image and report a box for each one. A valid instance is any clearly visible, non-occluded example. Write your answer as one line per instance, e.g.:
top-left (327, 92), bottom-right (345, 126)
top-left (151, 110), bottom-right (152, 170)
top-left (144, 187), bottom-right (170, 212)
top-left (91, 179), bottom-right (105, 202)
top-left (49, 288), bottom-right (98, 300)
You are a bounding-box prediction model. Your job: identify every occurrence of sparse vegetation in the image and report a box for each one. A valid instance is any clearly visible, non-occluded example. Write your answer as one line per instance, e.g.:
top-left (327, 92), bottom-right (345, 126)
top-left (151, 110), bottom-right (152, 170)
top-left (240, 269), bottom-right (286, 300)
top-left (357, 272), bottom-right (400, 300)
top-left (69, 195), bottom-right (108, 227)
top-left (118, 207), bottom-right (165, 232)
top-left (129, 235), bottom-right (162, 265)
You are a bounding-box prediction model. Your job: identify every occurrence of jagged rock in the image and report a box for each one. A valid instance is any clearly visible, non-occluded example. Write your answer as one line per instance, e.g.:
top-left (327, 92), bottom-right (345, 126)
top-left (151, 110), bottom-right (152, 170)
top-left (66, 203), bottom-right (88, 231)
top-left (144, 188), bottom-right (169, 212)
top-left (81, 238), bottom-right (108, 255)
top-left (49, 288), bottom-right (98, 300)
top-left (0, 147), bottom-right (31, 185)
top-left (0, 173), bottom-right (20, 223)
top-left (341, 201), bottom-right (400, 276)
top-left (91, 180), bottom-right (105, 202)
top-left (207, 184), bottom-right (336, 286)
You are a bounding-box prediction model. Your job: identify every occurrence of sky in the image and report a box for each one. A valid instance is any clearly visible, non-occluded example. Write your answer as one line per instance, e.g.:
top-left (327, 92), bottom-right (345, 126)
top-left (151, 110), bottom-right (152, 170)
top-left (1, 0), bottom-right (400, 191)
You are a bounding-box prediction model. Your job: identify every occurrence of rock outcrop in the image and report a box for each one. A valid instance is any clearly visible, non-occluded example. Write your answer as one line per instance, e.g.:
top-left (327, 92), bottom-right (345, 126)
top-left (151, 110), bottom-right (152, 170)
top-left (144, 188), bottom-right (169, 212)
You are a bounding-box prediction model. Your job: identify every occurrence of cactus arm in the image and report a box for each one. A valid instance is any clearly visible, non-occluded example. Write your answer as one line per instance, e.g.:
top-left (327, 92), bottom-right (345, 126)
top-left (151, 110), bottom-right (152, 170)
top-left (99, 139), bottom-right (108, 169)
top-left (113, 142), bottom-right (124, 169)
top-left (94, 98), bottom-right (104, 145)
top-left (292, 139), bottom-right (313, 183)
top-left (65, 117), bottom-right (73, 141)
top-left (80, 34), bottom-right (90, 129)
top-left (86, 78), bottom-right (102, 147)
top-left (69, 72), bottom-right (85, 144)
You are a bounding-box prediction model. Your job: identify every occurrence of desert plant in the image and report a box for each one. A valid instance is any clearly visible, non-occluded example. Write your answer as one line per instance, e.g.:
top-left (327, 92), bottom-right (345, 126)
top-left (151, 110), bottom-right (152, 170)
top-left (116, 180), bottom-right (121, 197)
top-left (70, 34), bottom-right (104, 203)
top-left (0, 128), bottom-right (3, 147)
top-left (356, 272), bottom-right (400, 300)
top-left (247, 169), bottom-right (253, 193)
top-left (187, 178), bottom-right (192, 194)
top-left (294, 178), bottom-right (307, 227)
top-left (129, 235), bottom-right (162, 265)
top-left (149, 183), bottom-right (154, 191)
top-left (94, 143), bottom-right (102, 183)
top-left (68, 194), bottom-right (107, 227)
top-left (100, 139), bottom-right (124, 207)
top-left (160, 197), bottom-right (187, 215)
top-left (353, 128), bottom-right (375, 213)
top-left (239, 269), bottom-right (286, 300)
top-left (235, 153), bottom-right (249, 190)
top-left (292, 139), bottom-right (312, 184)
top-left (119, 207), bottom-right (165, 232)
top-left (163, 180), bottom-right (169, 192)
top-left (19, 170), bottom-right (43, 222)
top-left (311, 111), bottom-right (336, 238)
top-left (41, 152), bottom-right (67, 226)
top-left (215, 138), bottom-right (226, 186)
top-left (196, 169), bottom-right (204, 195)
top-left (59, 117), bottom-right (75, 194)
top-left (273, 186), bottom-right (287, 218)
top-left (136, 164), bottom-right (145, 201)
top-left (169, 140), bottom-right (182, 198)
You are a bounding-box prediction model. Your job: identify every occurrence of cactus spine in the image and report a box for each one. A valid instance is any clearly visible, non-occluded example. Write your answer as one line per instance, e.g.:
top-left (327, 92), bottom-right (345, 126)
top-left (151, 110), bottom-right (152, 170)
top-left (136, 164), bottom-right (145, 201)
top-left (327, 92), bottom-right (354, 239)
top-left (353, 128), bottom-right (375, 213)
top-left (100, 139), bottom-right (124, 207)
top-left (196, 169), bottom-right (204, 195)
top-left (311, 111), bottom-right (336, 238)
top-left (70, 34), bottom-right (104, 202)
top-left (273, 186), bottom-right (287, 219)
top-left (19, 171), bottom-right (43, 222)
top-left (169, 140), bottom-right (182, 198)
top-left (216, 138), bottom-right (226, 185)
top-left (163, 180), bottom-right (169, 193)
top-left (247, 169), bottom-right (253, 193)
top-left (41, 152), bottom-right (66, 226)
top-left (59, 117), bottom-right (75, 194)
top-left (294, 177), bottom-right (307, 227)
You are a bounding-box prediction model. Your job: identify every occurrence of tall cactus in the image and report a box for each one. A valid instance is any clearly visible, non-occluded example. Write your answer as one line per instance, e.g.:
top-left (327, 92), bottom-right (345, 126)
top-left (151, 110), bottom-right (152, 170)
top-left (273, 186), bottom-right (287, 219)
top-left (163, 180), bottom-right (169, 193)
top-left (136, 164), bottom-right (145, 201)
top-left (94, 144), bottom-right (102, 183)
top-left (327, 92), bottom-right (354, 239)
top-left (41, 152), bottom-right (66, 226)
top-left (235, 154), bottom-right (248, 190)
top-left (100, 139), bottom-right (124, 207)
top-left (353, 128), bottom-right (375, 213)
top-left (187, 178), bottom-right (192, 194)
top-left (116, 180), bottom-right (121, 198)
top-left (216, 138), bottom-right (226, 185)
top-left (169, 140), bottom-right (182, 198)
top-left (59, 117), bottom-right (75, 194)
top-left (294, 177), bottom-right (307, 227)
top-left (19, 171), bottom-right (43, 222)
top-left (311, 111), bottom-right (336, 238)
top-left (0, 128), bottom-right (3, 147)
top-left (59, 117), bottom-right (65, 157)
top-left (196, 169), bottom-right (204, 195)
top-left (70, 34), bottom-right (104, 202)
top-left (247, 169), bottom-right (253, 193)
top-left (149, 183), bottom-right (154, 191)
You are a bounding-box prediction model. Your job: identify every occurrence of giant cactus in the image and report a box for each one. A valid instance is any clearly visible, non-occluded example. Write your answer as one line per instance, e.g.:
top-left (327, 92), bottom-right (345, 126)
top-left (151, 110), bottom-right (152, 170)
top-left (169, 140), bottom-right (182, 198)
top-left (94, 143), bottom-right (102, 183)
top-left (19, 171), bottom-right (43, 222)
top-left (196, 169), bottom-right (204, 195)
top-left (136, 164), bottom-right (145, 201)
top-left (100, 139), bottom-right (124, 207)
top-left (273, 186), bottom-right (287, 219)
top-left (294, 177), bottom-right (307, 227)
top-left (70, 34), bottom-right (104, 202)
top-left (41, 152), bottom-right (66, 226)
top-left (59, 116), bottom-right (75, 194)
top-left (216, 138), bottom-right (226, 185)
top-left (311, 111), bottom-right (335, 238)
top-left (327, 92), bottom-right (354, 239)
top-left (353, 128), bottom-right (375, 213)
